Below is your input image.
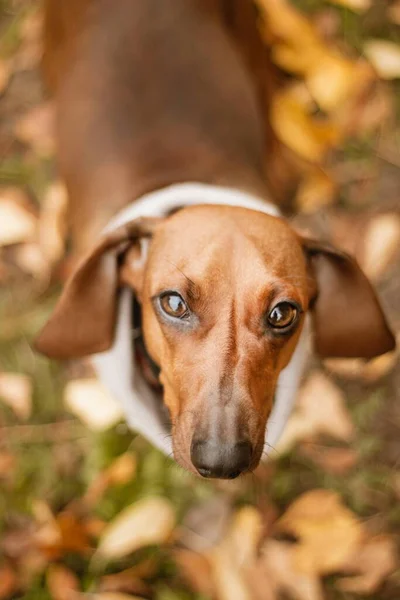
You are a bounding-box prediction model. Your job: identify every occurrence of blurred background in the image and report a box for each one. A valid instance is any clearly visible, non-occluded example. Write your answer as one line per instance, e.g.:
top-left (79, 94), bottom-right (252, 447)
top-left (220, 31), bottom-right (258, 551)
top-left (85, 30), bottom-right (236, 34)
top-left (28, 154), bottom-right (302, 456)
top-left (0, 1), bottom-right (399, 599)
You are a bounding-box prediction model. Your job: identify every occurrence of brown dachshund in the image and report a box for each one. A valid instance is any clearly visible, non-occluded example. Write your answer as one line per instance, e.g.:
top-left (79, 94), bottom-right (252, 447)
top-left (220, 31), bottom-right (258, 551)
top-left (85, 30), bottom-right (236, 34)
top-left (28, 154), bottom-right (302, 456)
top-left (36, 0), bottom-right (395, 479)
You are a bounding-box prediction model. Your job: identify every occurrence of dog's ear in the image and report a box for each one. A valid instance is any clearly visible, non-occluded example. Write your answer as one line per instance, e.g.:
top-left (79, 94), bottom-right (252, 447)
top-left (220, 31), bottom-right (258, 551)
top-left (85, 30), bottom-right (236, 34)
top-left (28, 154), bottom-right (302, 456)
top-left (302, 238), bottom-right (395, 358)
top-left (35, 217), bottom-right (161, 359)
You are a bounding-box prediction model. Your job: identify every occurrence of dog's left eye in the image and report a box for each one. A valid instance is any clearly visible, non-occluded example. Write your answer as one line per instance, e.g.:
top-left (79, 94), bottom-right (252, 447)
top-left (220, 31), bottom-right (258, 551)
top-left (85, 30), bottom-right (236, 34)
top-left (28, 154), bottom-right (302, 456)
top-left (267, 302), bottom-right (298, 330)
top-left (159, 292), bottom-right (189, 319)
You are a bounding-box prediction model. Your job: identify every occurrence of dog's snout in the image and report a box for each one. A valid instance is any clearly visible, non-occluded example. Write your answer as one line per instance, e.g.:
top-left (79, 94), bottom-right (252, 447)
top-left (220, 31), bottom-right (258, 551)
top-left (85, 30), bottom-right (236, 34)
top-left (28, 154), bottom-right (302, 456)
top-left (190, 438), bottom-right (253, 479)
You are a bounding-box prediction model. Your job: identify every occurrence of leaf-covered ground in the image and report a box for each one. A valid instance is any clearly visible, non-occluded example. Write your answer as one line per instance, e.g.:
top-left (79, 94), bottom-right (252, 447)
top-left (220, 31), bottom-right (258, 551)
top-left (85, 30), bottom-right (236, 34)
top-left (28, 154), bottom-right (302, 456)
top-left (0, 1), bottom-right (399, 599)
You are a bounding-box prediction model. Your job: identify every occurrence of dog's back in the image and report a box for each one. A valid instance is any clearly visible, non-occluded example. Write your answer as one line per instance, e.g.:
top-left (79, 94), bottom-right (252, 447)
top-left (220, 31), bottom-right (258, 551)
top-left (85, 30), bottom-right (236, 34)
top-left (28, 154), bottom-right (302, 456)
top-left (43, 0), bottom-right (272, 254)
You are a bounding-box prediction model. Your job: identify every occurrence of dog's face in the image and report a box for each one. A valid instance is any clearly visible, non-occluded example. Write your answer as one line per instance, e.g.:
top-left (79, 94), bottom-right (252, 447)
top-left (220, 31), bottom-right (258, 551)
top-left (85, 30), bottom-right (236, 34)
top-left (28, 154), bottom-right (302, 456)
top-left (35, 205), bottom-right (395, 478)
top-left (138, 206), bottom-right (310, 475)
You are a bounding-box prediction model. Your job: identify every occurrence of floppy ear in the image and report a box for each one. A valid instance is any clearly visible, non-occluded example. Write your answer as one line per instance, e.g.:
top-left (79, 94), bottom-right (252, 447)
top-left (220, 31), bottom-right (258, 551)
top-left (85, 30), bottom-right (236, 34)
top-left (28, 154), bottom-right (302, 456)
top-left (302, 238), bottom-right (396, 359)
top-left (35, 217), bottom-right (161, 359)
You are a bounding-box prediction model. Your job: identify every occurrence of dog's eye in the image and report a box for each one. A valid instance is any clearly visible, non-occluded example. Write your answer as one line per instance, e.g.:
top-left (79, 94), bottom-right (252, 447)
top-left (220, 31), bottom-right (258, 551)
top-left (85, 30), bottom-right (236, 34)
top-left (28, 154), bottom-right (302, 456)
top-left (160, 292), bottom-right (189, 319)
top-left (267, 302), bottom-right (298, 330)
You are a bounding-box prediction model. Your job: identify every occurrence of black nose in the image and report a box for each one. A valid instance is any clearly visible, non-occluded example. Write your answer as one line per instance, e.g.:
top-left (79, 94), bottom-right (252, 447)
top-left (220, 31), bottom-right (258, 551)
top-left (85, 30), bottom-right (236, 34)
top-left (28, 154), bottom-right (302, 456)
top-left (190, 439), bottom-right (253, 479)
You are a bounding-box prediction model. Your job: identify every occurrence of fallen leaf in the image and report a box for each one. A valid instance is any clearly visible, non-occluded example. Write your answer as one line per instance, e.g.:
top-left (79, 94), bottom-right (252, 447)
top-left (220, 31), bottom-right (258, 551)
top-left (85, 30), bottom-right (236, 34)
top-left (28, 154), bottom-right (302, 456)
top-left (0, 60), bottom-right (11, 95)
top-left (99, 563), bottom-right (153, 596)
top-left (174, 550), bottom-right (214, 598)
top-left (364, 40), bottom-right (400, 79)
top-left (296, 168), bottom-right (337, 213)
top-left (179, 495), bottom-right (233, 551)
top-left (0, 372), bottom-right (32, 420)
top-left (34, 502), bottom-right (91, 559)
top-left (324, 344), bottom-right (398, 382)
top-left (359, 213), bottom-right (400, 279)
top-left (260, 540), bottom-right (324, 600)
top-left (14, 243), bottom-right (50, 279)
top-left (97, 497), bottom-right (175, 559)
top-left (84, 453), bottom-right (137, 507)
top-left (277, 489), bottom-right (364, 574)
top-left (276, 371), bottom-right (354, 453)
top-left (92, 595), bottom-right (145, 600)
top-left (0, 189), bottom-right (37, 246)
top-left (14, 102), bottom-right (55, 156)
top-left (208, 506), bottom-right (263, 600)
top-left (306, 53), bottom-right (359, 112)
top-left (300, 444), bottom-right (358, 475)
top-left (271, 89), bottom-right (339, 162)
top-left (388, 1), bottom-right (400, 25)
top-left (337, 535), bottom-right (397, 594)
top-left (0, 453), bottom-right (16, 479)
top-left (14, 10), bottom-right (43, 72)
top-left (64, 378), bottom-right (124, 431)
top-left (328, 0), bottom-right (371, 13)
top-left (38, 182), bottom-right (68, 264)
top-left (46, 564), bottom-right (80, 600)
top-left (0, 564), bottom-right (17, 599)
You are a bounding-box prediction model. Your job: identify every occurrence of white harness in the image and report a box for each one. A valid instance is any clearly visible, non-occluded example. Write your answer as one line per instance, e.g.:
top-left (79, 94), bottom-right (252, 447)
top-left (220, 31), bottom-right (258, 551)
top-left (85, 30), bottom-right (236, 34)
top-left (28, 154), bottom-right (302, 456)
top-left (91, 183), bottom-right (310, 456)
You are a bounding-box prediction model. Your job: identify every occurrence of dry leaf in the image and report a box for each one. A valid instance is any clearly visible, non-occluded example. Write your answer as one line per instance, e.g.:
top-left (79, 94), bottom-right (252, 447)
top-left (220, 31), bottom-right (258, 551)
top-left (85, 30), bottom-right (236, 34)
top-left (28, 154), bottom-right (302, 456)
top-left (0, 453), bottom-right (16, 479)
top-left (306, 53), bottom-right (358, 112)
top-left (0, 189), bottom-right (37, 246)
top-left (0, 60), bottom-right (11, 95)
top-left (278, 489), bottom-right (364, 574)
top-left (300, 444), bottom-right (358, 475)
top-left (337, 535), bottom-right (397, 594)
top-left (277, 371), bottom-right (354, 453)
top-left (179, 496), bottom-right (233, 552)
top-left (388, 1), bottom-right (400, 25)
top-left (364, 40), bottom-right (400, 79)
top-left (174, 550), bottom-right (214, 597)
top-left (14, 103), bottom-right (55, 156)
top-left (14, 243), bottom-right (50, 279)
top-left (359, 213), bottom-right (400, 279)
top-left (0, 372), bottom-right (32, 420)
top-left (92, 595), bottom-right (144, 600)
top-left (84, 453), bottom-right (137, 507)
top-left (46, 565), bottom-right (80, 600)
top-left (261, 540), bottom-right (324, 600)
top-left (34, 502), bottom-right (91, 559)
top-left (64, 378), bottom-right (124, 431)
top-left (99, 563), bottom-right (153, 596)
top-left (208, 506), bottom-right (263, 600)
top-left (97, 497), bottom-right (175, 559)
top-left (271, 89), bottom-right (339, 162)
top-left (328, 0), bottom-right (371, 13)
top-left (324, 344), bottom-right (398, 382)
top-left (38, 182), bottom-right (68, 263)
top-left (0, 564), bottom-right (17, 599)
top-left (296, 168), bottom-right (336, 213)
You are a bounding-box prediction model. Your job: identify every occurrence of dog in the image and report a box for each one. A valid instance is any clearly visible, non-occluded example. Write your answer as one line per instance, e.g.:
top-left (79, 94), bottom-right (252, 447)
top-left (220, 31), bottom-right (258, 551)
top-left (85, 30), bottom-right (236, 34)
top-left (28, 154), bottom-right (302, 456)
top-left (36, 0), bottom-right (395, 479)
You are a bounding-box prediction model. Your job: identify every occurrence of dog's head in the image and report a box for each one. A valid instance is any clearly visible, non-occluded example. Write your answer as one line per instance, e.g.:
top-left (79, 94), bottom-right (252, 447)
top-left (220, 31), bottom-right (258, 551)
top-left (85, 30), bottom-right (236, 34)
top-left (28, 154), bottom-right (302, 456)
top-left (36, 206), bottom-right (395, 477)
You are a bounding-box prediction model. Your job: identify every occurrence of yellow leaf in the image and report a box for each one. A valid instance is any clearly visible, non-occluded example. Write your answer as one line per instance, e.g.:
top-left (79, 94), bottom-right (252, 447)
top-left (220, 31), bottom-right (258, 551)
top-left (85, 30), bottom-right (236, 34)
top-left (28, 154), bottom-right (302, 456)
top-left (261, 540), bottom-right (324, 600)
top-left (278, 490), bottom-right (364, 574)
top-left (0, 189), bottom-right (37, 246)
top-left (364, 40), bottom-right (400, 80)
top-left (38, 182), bottom-right (68, 264)
top-left (97, 497), bottom-right (175, 559)
top-left (276, 371), bottom-right (354, 453)
top-left (14, 102), bottom-right (55, 156)
top-left (271, 90), bottom-right (339, 163)
top-left (46, 565), bottom-right (80, 600)
top-left (328, 0), bottom-right (371, 13)
top-left (306, 53), bottom-right (358, 112)
top-left (0, 59), bottom-right (11, 95)
top-left (324, 341), bottom-right (398, 383)
top-left (360, 213), bottom-right (400, 279)
top-left (92, 595), bottom-right (145, 600)
top-left (0, 372), bottom-right (32, 420)
top-left (296, 169), bottom-right (336, 213)
top-left (337, 535), bottom-right (397, 594)
top-left (64, 378), bottom-right (124, 431)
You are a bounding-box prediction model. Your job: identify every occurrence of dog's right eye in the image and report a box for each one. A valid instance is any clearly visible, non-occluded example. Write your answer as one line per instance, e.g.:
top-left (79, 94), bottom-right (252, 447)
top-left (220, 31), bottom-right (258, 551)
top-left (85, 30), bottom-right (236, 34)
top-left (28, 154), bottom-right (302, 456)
top-left (159, 292), bottom-right (189, 319)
